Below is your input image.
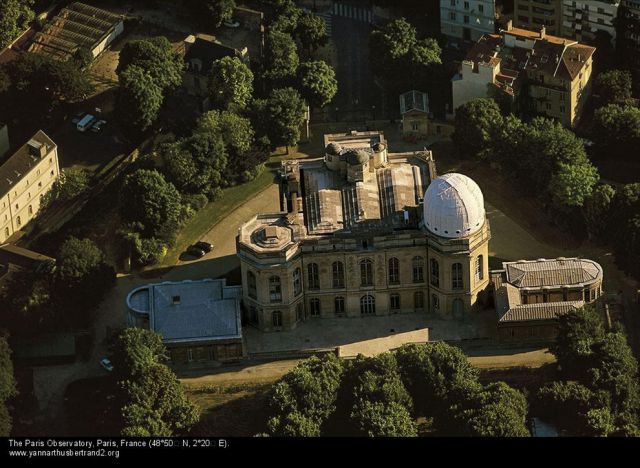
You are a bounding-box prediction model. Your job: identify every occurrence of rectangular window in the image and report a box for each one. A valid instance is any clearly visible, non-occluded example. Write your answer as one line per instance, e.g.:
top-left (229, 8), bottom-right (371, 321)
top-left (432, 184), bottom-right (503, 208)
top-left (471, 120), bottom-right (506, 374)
top-left (450, 11), bottom-right (456, 20)
top-left (335, 297), bottom-right (345, 315)
top-left (478, 4), bottom-right (484, 12)
top-left (390, 294), bottom-right (400, 311)
top-left (464, 15), bottom-right (469, 24)
top-left (464, 1), bottom-right (469, 9)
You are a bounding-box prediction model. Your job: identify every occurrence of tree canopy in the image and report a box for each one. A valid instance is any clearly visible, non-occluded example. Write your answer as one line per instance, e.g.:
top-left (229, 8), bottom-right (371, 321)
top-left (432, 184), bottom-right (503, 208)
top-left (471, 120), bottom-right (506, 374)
top-left (297, 60), bottom-right (338, 108)
top-left (0, 0), bottom-right (34, 49)
top-left (262, 30), bottom-right (299, 83)
top-left (593, 70), bottom-right (634, 107)
top-left (208, 56), bottom-right (254, 111)
top-left (295, 13), bottom-right (328, 54)
top-left (117, 36), bottom-right (184, 91)
top-left (120, 169), bottom-right (182, 237)
top-left (253, 87), bottom-right (307, 150)
top-left (452, 98), bottom-right (503, 158)
top-left (0, 336), bottom-right (17, 436)
top-left (116, 65), bottom-right (164, 133)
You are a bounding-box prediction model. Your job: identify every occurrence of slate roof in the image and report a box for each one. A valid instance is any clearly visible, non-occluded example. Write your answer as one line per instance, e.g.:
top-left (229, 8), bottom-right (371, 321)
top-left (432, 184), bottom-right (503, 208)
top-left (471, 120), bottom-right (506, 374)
top-left (503, 258), bottom-right (603, 289)
top-left (494, 283), bottom-right (585, 323)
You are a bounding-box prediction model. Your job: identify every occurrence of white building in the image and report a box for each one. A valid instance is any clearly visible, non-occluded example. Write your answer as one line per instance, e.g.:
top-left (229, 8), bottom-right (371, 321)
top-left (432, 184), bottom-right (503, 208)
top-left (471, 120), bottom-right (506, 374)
top-left (0, 127), bottom-right (60, 244)
top-left (561, 0), bottom-right (620, 44)
top-left (440, 0), bottom-right (497, 41)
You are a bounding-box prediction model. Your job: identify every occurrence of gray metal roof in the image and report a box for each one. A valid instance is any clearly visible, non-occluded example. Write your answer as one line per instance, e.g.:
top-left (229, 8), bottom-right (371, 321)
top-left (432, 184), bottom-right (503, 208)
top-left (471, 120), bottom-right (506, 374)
top-left (495, 282), bottom-right (585, 323)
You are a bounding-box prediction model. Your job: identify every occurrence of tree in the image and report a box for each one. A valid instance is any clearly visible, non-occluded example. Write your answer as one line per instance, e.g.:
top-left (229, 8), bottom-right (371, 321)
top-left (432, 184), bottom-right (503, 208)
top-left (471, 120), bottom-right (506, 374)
top-left (0, 335), bottom-right (17, 436)
top-left (0, 0), bottom-right (34, 49)
top-left (295, 13), bottom-right (328, 54)
top-left (548, 161), bottom-right (600, 207)
top-left (116, 36), bottom-right (184, 91)
top-left (582, 184), bottom-right (616, 241)
top-left (54, 237), bottom-right (116, 320)
top-left (116, 65), bottom-right (164, 133)
top-left (120, 169), bottom-right (182, 237)
top-left (452, 98), bottom-right (504, 158)
top-left (394, 342), bottom-right (480, 419)
top-left (369, 18), bottom-right (441, 91)
top-left (262, 30), bottom-right (299, 83)
top-left (350, 400), bottom-right (417, 437)
top-left (253, 87), bottom-right (306, 151)
top-left (552, 306), bottom-right (605, 378)
top-left (593, 104), bottom-right (640, 154)
top-left (447, 382), bottom-right (530, 437)
top-left (108, 328), bottom-right (168, 379)
top-left (197, 110), bottom-right (254, 155)
top-left (268, 0), bottom-right (301, 33)
top-left (297, 61), bottom-right (338, 108)
top-left (266, 411), bottom-right (321, 437)
top-left (208, 56), bottom-right (254, 111)
top-left (120, 364), bottom-right (200, 436)
top-left (593, 70), bottom-right (633, 107)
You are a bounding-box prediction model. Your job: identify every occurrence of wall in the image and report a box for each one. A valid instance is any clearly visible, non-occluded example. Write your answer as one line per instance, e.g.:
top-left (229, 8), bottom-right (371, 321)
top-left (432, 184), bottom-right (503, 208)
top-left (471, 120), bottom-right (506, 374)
top-left (452, 61), bottom-right (497, 111)
top-left (233, 6), bottom-right (264, 31)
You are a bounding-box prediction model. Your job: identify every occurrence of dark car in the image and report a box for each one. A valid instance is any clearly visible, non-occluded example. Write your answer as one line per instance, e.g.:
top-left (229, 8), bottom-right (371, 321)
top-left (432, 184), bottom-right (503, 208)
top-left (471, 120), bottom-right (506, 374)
top-left (194, 241), bottom-right (214, 252)
top-left (186, 246), bottom-right (206, 258)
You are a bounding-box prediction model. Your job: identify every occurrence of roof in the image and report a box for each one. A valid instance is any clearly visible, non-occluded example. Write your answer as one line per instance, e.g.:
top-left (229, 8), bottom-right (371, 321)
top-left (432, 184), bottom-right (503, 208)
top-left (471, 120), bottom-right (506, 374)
top-left (495, 283), bottom-right (584, 323)
top-left (28, 2), bottom-right (123, 61)
top-left (399, 90), bottom-right (429, 115)
top-left (503, 258), bottom-right (603, 289)
top-left (184, 34), bottom-right (242, 75)
top-left (127, 279), bottom-right (242, 344)
top-left (423, 173), bottom-right (485, 239)
top-left (0, 244), bottom-right (55, 269)
top-left (0, 130), bottom-right (56, 198)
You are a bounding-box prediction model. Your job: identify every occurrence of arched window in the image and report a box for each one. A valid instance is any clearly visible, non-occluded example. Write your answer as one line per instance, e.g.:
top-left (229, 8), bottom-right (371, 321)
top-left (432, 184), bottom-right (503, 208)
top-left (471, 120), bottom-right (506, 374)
top-left (332, 261), bottom-right (345, 288)
top-left (335, 296), bottom-right (345, 315)
top-left (390, 293), bottom-right (400, 311)
top-left (430, 259), bottom-right (439, 287)
top-left (16, 216), bottom-right (21, 227)
top-left (452, 263), bottom-right (463, 290)
top-left (307, 263), bottom-right (320, 289)
top-left (412, 256), bottom-right (424, 283)
top-left (388, 257), bottom-right (400, 284)
top-left (293, 268), bottom-right (302, 296)
top-left (414, 291), bottom-right (424, 310)
top-left (360, 295), bottom-right (375, 315)
top-left (247, 271), bottom-right (257, 299)
top-left (475, 255), bottom-right (484, 282)
top-left (272, 310), bottom-right (282, 327)
top-left (309, 298), bottom-right (321, 316)
top-left (28, 205), bottom-right (33, 215)
top-left (360, 259), bottom-right (373, 286)
top-left (269, 276), bottom-right (282, 303)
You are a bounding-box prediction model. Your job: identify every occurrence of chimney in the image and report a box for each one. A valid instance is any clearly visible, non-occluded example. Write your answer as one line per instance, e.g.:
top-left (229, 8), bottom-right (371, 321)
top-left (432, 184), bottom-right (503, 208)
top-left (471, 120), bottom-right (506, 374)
top-left (27, 139), bottom-right (47, 158)
top-left (0, 124), bottom-right (9, 159)
top-left (506, 19), bottom-right (513, 31)
top-left (540, 26), bottom-right (546, 39)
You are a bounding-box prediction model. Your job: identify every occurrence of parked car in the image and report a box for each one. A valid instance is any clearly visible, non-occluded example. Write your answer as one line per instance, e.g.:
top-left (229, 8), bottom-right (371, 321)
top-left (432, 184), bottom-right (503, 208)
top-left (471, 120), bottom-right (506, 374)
top-left (194, 241), bottom-right (214, 252)
top-left (186, 246), bottom-right (206, 258)
top-left (100, 358), bottom-right (114, 372)
top-left (91, 119), bottom-right (107, 133)
top-left (77, 114), bottom-right (96, 132)
top-left (223, 19), bottom-right (240, 28)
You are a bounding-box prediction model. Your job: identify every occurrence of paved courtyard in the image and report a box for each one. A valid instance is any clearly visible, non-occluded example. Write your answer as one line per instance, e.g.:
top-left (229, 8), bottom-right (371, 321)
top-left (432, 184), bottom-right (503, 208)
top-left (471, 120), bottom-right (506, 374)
top-left (245, 310), bottom-right (497, 357)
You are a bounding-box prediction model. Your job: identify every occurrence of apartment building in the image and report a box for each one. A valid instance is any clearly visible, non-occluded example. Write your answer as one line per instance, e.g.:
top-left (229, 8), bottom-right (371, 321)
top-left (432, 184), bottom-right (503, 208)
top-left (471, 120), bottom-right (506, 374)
top-left (514, 0), bottom-right (563, 35)
top-left (0, 128), bottom-right (60, 244)
top-left (452, 22), bottom-right (595, 127)
top-left (440, 0), bottom-right (497, 41)
top-left (515, 0), bottom-right (620, 43)
top-left (618, 1), bottom-right (640, 73)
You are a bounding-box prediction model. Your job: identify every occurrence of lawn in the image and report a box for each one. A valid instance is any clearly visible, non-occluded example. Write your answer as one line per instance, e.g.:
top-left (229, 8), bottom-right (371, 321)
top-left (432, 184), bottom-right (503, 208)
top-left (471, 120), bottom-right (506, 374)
top-left (185, 382), bottom-right (273, 437)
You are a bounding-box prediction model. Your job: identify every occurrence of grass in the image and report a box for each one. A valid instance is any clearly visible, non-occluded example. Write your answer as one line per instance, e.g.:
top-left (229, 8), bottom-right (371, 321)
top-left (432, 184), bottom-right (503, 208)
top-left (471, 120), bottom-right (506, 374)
top-left (185, 382), bottom-right (273, 437)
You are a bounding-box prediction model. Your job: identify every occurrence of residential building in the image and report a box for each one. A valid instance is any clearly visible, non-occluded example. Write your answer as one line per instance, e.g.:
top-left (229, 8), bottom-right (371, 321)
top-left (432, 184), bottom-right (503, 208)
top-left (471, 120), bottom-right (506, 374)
top-left (441, 0), bottom-right (497, 41)
top-left (561, 0), bottom-right (620, 44)
top-left (514, 0), bottom-right (563, 36)
top-left (451, 22), bottom-right (595, 127)
top-left (28, 2), bottom-right (124, 61)
top-left (492, 258), bottom-right (604, 342)
top-left (399, 90), bottom-right (455, 140)
top-left (126, 279), bottom-right (244, 364)
top-left (617, 1), bottom-right (640, 74)
top-left (0, 127), bottom-right (60, 244)
top-left (237, 131), bottom-right (492, 332)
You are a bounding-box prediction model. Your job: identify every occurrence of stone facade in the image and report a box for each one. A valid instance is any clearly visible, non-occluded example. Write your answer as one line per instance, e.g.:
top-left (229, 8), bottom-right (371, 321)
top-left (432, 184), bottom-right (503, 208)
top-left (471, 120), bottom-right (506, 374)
top-left (440, 0), bottom-right (497, 41)
top-left (237, 131), bottom-right (492, 332)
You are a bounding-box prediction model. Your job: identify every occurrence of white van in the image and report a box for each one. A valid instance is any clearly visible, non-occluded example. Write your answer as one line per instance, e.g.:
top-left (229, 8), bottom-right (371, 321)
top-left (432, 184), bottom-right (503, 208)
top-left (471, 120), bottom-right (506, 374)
top-left (77, 114), bottom-right (95, 132)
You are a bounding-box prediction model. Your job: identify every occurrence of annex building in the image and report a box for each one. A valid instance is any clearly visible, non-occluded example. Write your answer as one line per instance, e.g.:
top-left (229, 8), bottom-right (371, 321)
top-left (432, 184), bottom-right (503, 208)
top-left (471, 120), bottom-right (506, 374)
top-left (126, 279), bottom-right (244, 364)
top-left (493, 258), bottom-right (604, 342)
top-left (237, 131), bottom-right (492, 332)
top-left (0, 125), bottom-right (60, 244)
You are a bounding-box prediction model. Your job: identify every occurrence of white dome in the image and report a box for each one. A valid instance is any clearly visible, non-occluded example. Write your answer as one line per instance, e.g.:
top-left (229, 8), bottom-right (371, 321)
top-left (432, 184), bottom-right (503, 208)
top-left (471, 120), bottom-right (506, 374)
top-left (423, 173), bottom-right (485, 239)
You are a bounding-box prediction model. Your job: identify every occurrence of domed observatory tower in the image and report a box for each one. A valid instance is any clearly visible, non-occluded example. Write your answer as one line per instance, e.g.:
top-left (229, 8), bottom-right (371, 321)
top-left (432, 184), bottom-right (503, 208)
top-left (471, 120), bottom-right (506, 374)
top-left (423, 173), bottom-right (491, 320)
